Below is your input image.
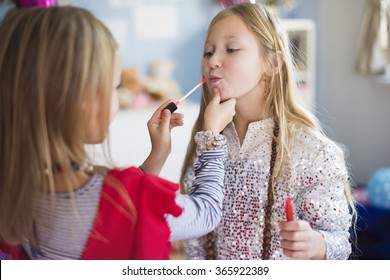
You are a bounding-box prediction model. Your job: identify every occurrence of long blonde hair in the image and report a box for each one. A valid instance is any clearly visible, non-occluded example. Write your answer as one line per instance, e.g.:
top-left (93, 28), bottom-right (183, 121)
top-left (180, 3), bottom-right (355, 217)
top-left (0, 7), bottom-right (119, 244)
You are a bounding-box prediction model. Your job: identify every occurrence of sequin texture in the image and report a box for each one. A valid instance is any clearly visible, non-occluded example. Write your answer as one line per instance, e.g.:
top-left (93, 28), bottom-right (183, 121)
top-left (184, 118), bottom-right (352, 260)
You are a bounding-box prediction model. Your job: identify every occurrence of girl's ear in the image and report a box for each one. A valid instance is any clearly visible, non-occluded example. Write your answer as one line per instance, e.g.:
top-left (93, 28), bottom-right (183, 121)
top-left (265, 51), bottom-right (284, 76)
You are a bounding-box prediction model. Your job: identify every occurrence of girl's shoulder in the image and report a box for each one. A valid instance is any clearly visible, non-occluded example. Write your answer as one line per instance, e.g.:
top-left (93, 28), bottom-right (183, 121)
top-left (291, 125), bottom-right (343, 158)
top-left (106, 166), bottom-right (179, 192)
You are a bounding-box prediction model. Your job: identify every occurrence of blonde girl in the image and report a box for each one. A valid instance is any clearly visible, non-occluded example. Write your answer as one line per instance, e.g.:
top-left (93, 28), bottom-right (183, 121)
top-left (181, 2), bottom-right (355, 260)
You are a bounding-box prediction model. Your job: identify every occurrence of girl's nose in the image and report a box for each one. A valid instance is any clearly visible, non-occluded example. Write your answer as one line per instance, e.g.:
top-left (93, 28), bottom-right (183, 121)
top-left (209, 55), bottom-right (221, 69)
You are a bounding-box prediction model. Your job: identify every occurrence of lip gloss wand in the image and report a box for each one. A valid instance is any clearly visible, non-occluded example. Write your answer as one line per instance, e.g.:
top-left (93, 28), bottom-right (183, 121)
top-left (164, 78), bottom-right (207, 113)
top-left (285, 197), bottom-right (294, 221)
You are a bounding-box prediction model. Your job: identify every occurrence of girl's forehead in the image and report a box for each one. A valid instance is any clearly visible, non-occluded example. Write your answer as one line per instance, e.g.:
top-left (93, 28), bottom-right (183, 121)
top-left (210, 15), bottom-right (249, 35)
top-left (206, 15), bottom-right (254, 43)
top-left (213, 15), bottom-right (241, 28)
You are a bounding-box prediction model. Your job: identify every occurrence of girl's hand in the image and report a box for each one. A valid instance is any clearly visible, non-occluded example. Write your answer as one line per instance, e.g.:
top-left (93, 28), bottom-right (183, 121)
top-left (279, 220), bottom-right (326, 260)
top-left (147, 100), bottom-right (184, 155)
top-left (203, 88), bottom-right (236, 132)
top-left (141, 100), bottom-right (184, 175)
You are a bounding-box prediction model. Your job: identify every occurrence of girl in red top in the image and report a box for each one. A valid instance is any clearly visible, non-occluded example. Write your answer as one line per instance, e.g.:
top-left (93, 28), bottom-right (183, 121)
top-left (0, 6), bottom-right (236, 259)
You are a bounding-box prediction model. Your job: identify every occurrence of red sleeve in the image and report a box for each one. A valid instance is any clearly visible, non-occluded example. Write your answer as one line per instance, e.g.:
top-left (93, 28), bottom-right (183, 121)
top-left (132, 173), bottom-right (183, 259)
top-left (81, 167), bottom-right (183, 260)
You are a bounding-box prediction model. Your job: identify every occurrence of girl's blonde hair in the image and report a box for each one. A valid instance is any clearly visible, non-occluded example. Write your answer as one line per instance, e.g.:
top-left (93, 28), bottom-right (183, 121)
top-left (180, 3), bottom-right (355, 218)
top-left (0, 7), bottom-right (120, 244)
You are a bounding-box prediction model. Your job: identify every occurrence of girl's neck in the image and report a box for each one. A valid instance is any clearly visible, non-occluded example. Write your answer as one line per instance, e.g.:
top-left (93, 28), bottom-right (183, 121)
top-left (233, 88), bottom-right (268, 144)
top-left (233, 115), bottom-right (267, 145)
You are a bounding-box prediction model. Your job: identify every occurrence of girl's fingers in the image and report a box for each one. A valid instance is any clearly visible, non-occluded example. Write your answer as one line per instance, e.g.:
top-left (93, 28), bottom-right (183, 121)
top-left (171, 113), bottom-right (184, 121)
top-left (169, 113), bottom-right (184, 128)
top-left (280, 239), bottom-right (309, 251)
top-left (151, 100), bottom-right (173, 120)
top-left (158, 99), bottom-right (174, 110)
top-left (279, 220), bottom-right (310, 231)
top-left (282, 248), bottom-right (310, 260)
top-left (147, 100), bottom-right (167, 127)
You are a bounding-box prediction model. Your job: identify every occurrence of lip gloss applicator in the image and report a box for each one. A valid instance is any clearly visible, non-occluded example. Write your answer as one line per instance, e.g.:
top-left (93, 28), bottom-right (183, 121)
top-left (164, 78), bottom-right (207, 113)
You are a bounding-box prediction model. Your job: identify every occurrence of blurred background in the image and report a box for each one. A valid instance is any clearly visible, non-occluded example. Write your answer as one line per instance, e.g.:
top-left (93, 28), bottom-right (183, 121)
top-left (1, 0), bottom-right (389, 259)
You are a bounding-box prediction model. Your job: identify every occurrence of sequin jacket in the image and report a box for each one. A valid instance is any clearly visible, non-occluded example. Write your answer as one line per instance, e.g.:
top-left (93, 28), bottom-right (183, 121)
top-left (184, 118), bottom-right (352, 260)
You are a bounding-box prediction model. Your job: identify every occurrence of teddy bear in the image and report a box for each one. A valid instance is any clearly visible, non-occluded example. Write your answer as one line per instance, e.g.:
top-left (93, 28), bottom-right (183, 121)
top-left (117, 59), bottom-right (182, 109)
top-left (141, 58), bottom-right (182, 102)
top-left (117, 67), bottom-right (153, 109)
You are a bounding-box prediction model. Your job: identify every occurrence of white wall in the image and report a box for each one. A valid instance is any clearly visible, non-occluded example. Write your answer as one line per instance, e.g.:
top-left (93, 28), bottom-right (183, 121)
top-left (316, 0), bottom-right (390, 184)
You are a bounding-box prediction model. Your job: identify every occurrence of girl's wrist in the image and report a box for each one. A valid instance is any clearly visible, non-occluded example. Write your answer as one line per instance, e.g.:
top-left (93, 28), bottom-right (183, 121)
top-left (150, 147), bottom-right (170, 161)
top-left (202, 120), bottom-right (223, 134)
top-left (195, 130), bottom-right (227, 156)
top-left (140, 150), bottom-right (168, 175)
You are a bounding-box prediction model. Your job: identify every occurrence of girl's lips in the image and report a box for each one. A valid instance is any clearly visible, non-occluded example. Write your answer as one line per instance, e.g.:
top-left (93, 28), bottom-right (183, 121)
top-left (209, 76), bottom-right (221, 83)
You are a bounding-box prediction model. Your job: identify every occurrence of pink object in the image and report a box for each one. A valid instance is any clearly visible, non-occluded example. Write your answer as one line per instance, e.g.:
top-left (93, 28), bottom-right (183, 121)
top-left (164, 78), bottom-right (206, 113)
top-left (285, 197), bottom-right (294, 221)
top-left (15, 0), bottom-right (57, 8)
top-left (175, 78), bottom-right (207, 105)
top-left (130, 92), bottom-right (152, 108)
top-left (216, 0), bottom-right (252, 8)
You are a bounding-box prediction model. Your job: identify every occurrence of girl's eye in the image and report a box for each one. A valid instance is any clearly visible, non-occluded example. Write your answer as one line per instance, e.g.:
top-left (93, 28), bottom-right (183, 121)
top-left (227, 48), bottom-right (238, 53)
top-left (204, 51), bottom-right (213, 57)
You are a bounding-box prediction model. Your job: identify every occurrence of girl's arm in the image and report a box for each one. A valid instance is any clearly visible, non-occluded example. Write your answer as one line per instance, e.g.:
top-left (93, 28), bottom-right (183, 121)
top-left (167, 146), bottom-right (226, 241)
top-left (279, 142), bottom-right (352, 260)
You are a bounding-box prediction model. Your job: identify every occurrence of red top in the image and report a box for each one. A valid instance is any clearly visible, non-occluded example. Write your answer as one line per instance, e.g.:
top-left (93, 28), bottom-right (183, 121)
top-left (0, 167), bottom-right (183, 260)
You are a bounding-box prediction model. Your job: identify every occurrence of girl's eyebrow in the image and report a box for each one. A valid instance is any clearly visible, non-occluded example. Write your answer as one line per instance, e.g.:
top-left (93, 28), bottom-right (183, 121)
top-left (205, 35), bottom-right (239, 45)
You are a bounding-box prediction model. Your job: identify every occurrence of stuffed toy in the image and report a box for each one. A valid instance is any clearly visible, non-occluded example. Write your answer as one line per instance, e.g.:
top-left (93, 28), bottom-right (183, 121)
top-left (117, 67), bottom-right (152, 109)
top-left (117, 59), bottom-right (182, 109)
top-left (141, 58), bottom-right (182, 102)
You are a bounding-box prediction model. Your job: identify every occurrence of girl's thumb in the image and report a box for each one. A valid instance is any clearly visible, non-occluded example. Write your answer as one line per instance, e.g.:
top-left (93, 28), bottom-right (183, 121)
top-left (160, 109), bottom-right (171, 129)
